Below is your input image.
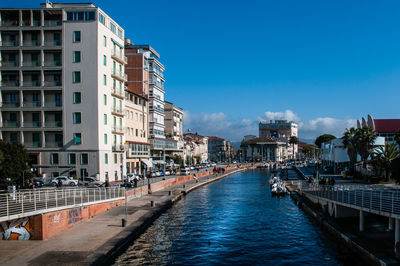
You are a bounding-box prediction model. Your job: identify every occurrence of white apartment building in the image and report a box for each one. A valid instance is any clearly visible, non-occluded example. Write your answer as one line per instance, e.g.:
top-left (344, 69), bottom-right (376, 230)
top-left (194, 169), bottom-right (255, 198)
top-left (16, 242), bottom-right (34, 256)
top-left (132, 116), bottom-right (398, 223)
top-left (0, 3), bottom-right (127, 181)
top-left (164, 101), bottom-right (184, 157)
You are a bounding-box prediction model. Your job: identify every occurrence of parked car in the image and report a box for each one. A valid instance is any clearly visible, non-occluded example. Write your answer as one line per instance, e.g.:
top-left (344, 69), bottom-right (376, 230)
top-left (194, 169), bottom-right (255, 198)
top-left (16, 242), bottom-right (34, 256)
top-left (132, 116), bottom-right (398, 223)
top-left (181, 167), bottom-right (191, 175)
top-left (79, 177), bottom-right (103, 187)
top-left (151, 171), bottom-right (161, 177)
top-left (165, 170), bottom-right (171, 176)
top-left (32, 177), bottom-right (44, 187)
top-left (51, 176), bottom-right (78, 186)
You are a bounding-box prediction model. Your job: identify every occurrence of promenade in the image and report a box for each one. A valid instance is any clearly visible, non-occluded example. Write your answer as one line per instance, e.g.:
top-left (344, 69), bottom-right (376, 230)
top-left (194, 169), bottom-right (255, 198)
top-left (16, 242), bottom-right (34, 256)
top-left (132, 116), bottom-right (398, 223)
top-left (0, 167), bottom-right (246, 266)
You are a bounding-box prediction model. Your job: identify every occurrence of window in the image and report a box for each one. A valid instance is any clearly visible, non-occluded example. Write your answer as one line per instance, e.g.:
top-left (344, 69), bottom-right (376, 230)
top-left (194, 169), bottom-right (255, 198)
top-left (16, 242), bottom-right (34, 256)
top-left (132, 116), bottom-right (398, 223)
top-left (73, 92), bottom-right (81, 104)
top-left (103, 94), bottom-right (107, 105)
top-left (73, 31), bottom-right (81, 42)
top-left (120, 154), bottom-right (123, 163)
top-left (69, 153), bottom-right (76, 164)
top-left (103, 36), bottom-right (107, 47)
top-left (104, 114), bottom-right (107, 125)
top-left (67, 12), bottom-right (95, 21)
top-left (110, 22), bottom-right (116, 33)
top-left (74, 133), bottom-right (82, 144)
top-left (73, 112), bottom-right (81, 124)
top-left (73, 51), bottom-right (81, 63)
top-left (99, 13), bottom-right (106, 25)
top-left (81, 153), bottom-right (88, 165)
top-left (73, 71), bottom-right (81, 83)
top-left (103, 55), bottom-right (106, 66)
top-left (103, 74), bottom-right (106, 85)
top-left (104, 133), bottom-right (107, 144)
top-left (114, 154), bottom-right (117, 163)
top-left (51, 153), bottom-right (59, 165)
top-left (105, 153), bottom-right (108, 164)
top-left (136, 129), bottom-right (138, 137)
top-left (117, 28), bottom-right (123, 38)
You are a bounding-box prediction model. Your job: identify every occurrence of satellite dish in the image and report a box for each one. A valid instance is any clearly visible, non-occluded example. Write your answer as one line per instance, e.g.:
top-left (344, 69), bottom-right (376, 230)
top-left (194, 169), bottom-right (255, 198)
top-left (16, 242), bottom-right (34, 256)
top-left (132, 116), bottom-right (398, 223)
top-left (119, 144), bottom-right (125, 151)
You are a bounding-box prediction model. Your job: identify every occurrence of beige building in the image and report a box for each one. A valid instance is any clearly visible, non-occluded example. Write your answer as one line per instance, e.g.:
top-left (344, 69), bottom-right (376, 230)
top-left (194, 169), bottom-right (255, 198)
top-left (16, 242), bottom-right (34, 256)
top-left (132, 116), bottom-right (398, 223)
top-left (124, 90), bottom-right (149, 175)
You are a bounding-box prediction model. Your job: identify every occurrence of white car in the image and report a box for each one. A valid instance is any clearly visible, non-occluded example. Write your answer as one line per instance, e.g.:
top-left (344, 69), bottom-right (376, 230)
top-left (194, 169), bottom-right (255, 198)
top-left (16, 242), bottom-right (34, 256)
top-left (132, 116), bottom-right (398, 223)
top-left (51, 176), bottom-right (78, 186)
top-left (165, 170), bottom-right (171, 176)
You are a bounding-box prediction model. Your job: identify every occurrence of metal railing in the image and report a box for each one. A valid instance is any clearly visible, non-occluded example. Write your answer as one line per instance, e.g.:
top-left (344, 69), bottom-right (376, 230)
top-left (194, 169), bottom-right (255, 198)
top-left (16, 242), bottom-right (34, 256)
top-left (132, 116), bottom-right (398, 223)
top-left (300, 182), bottom-right (400, 218)
top-left (0, 187), bottom-right (125, 222)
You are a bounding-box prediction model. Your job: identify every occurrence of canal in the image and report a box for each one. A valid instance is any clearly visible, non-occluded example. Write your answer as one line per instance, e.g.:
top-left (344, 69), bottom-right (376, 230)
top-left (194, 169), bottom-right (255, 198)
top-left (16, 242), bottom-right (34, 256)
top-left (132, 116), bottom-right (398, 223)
top-left (115, 169), bottom-right (356, 265)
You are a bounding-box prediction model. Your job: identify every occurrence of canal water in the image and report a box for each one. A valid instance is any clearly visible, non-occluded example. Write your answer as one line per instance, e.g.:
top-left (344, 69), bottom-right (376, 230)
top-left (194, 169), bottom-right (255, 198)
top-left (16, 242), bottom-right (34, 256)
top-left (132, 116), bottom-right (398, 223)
top-left (115, 170), bottom-right (355, 265)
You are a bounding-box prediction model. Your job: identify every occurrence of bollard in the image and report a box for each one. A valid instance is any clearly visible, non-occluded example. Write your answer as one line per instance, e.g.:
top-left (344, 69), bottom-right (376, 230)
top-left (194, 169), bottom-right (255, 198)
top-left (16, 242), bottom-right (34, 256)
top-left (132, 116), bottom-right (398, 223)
top-left (151, 201), bottom-right (155, 207)
top-left (121, 218), bottom-right (126, 227)
top-left (183, 184), bottom-right (186, 188)
top-left (168, 191), bottom-right (172, 196)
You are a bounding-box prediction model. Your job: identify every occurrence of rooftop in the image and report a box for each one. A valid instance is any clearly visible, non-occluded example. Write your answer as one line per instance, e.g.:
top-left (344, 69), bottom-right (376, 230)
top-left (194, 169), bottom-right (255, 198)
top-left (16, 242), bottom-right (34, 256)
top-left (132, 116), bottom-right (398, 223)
top-left (373, 119), bottom-right (400, 133)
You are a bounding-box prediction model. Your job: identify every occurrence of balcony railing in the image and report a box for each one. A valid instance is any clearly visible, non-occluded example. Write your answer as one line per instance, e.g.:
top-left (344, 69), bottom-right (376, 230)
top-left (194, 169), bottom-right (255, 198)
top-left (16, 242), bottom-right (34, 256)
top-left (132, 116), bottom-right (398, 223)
top-left (2, 121), bottom-right (20, 128)
top-left (1, 80), bottom-right (20, 87)
top-left (23, 80), bottom-right (41, 87)
top-left (23, 121), bottom-right (42, 128)
top-left (111, 85), bottom-right (124, 98)
top-left (44, 80), bottom-right (62, 87)
top-left (1, 102), bottom-right (20, 108)
top-left (1, 61), bottom-right (19, 67)
top-left (1, 20), bottom-right (19, 26)
top-left (149, 67), bottom-right (164, 78)
top-left (45, 121), bottom-right (63, 128)
top-left (110, 49), bottom-right (127, 64)
top-left (43, 61), bottom-right (62, 67)
top-left (23, 101), bottom-right (41, 107)
top-left (44, 40), bottom-right (62, 46)
top-left (44, 101), bottom-right (62, 108)
top-left (23, 40), bottom-right (41, 47)
top-left (112, 107), bottom-right (124, 115)
top-left (43, 20), bottom-right (62, 27)
top-left (23, 61), bottom-right (41, 67)
top-left (45, 141), bottom-right (63, 148)
top-left (0, 40), bottom-right (19, 47)
top-left (111, 70), bottom-right (127, 82)
top-left (24, 141), bottom-right (42, 148)
top-left (112, 126), bottom-right (123, 133)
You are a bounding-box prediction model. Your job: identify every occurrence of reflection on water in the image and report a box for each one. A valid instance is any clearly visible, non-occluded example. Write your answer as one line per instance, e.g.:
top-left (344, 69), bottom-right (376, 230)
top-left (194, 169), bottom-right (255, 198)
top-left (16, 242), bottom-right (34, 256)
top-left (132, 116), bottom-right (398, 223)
top-left (115, 170), bottom-right (353, 265)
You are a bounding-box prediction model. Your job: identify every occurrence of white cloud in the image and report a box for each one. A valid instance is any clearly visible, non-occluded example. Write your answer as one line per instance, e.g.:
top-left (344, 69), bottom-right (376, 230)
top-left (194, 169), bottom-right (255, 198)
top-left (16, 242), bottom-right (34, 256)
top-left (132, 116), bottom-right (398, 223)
top-left (184, 109), bottom-right (356, 142)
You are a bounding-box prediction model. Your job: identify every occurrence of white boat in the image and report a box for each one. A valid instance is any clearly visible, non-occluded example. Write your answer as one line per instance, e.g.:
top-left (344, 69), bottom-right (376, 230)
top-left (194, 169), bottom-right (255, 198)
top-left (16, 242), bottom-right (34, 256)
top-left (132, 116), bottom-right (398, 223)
top-left (270, 179), bottom-right (287, 196)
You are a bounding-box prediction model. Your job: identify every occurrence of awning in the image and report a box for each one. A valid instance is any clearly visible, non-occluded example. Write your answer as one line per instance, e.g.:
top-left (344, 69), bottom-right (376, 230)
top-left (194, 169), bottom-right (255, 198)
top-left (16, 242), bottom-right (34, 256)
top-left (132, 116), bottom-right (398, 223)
top-left (152, 160), bottom-right (166, 165)
top-left (142, 159), bottom-right (153, 168)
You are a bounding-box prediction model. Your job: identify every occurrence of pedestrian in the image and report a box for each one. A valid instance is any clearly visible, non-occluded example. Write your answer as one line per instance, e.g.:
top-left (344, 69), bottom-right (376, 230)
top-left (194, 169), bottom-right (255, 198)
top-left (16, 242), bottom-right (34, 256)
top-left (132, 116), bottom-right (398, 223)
top-left (222, 168), bottom-right (225, 174)
top-left (105, 178), bottom-right (109, 188)
top-left (57, 178), bottom-right (62, 188)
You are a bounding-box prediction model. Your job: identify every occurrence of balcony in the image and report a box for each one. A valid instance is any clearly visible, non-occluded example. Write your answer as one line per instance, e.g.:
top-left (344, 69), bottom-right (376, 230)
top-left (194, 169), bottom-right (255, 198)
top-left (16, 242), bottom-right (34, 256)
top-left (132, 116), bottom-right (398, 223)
top-left (23, 61), bottom-right (41, 67)
top-left (23, 121), bottom-right (42, 128)
top-left (44, 101), bottom-right (62, 108)
top-left (111, 85), bottom-right (125, 99)
top-left (111, 49), bottom-right (127, 64)
top-left (23, 40), bottom-right (41, 47)
top-left (112, 126), bottom-right (123, 134)
top-left (0, 40), bottom-right (19, 47)
top-left (1, 60), bottom-right (19, 67)
top-left (23, 101), bottom-right (42, 107)
top-left (2, 121), bottom-right (20, 128)
top-left (25, 141), bottom-right (42, 148)
top-left (23, 80), bottom-right (41, 87)
top-left (45, 141), bottom-right (63, 148)
top-left (111, 70), bottom-right (127, 82)
top-left (149, 138), bottom-right (178, 150)
top-left (2, 102), bottom-right (20, 108)
top-left (44, 80), bottom-right (62, 87)
top-left (43, 60), bottom-right (62, 67)
top-left (45, 121), bottom-right (63, 128)
top-left (112, 145), bottom-right (124, 152)
top-left (43, 20), bottom-right (62, 27)
top-left (0, 20), bottom-right (19, 27)
top-left (1, 80), bottom-right (20, 87)
top-left (112, 107), bottom-right (124, 116)
top-left (44, 40), bottom-right (62, 47)
top-left (149, 67), bottom-right (164, 78)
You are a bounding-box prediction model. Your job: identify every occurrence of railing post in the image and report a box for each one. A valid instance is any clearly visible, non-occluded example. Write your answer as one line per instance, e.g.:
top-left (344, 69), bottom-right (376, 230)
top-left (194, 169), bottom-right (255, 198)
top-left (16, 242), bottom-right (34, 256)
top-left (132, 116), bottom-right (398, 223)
top-left (55, 190), bottom-right (58, 207)
top-left (65, 189), bottom-right (67, 206)
top-left (380, 191), bottom-right (382, 212)
top-left (80, 190), bottom-right (83, 206)
top-left (393, 191), bottom-right (395, 214)
top-left (6, 195), bottom-right (9, 217)
top-left (21, 192), bottom-right (24, 215)
top-left (34, 190), bottom-right (37, 211)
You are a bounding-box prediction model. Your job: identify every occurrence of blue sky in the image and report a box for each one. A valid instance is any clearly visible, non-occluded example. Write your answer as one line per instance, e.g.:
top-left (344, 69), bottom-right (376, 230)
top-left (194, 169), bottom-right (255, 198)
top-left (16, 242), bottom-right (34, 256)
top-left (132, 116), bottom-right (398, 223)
top-left (7, 1), bottom-right (400, 141)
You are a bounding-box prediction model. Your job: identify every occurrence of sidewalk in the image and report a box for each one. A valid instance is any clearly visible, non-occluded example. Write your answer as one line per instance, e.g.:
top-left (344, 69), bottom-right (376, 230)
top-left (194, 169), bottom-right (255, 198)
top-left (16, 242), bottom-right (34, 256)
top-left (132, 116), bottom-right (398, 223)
top-left (0, 168), bottom-right (244, 266)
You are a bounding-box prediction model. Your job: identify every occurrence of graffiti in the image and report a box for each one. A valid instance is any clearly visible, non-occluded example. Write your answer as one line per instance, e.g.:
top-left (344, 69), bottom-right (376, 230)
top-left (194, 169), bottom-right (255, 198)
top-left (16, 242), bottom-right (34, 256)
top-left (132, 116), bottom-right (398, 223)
top-left (53, 213), bottom-right (61, 224)
top-left (0, 218), bottom-right (32, 240)
top-left (68, 208), bottom-right (82, 224)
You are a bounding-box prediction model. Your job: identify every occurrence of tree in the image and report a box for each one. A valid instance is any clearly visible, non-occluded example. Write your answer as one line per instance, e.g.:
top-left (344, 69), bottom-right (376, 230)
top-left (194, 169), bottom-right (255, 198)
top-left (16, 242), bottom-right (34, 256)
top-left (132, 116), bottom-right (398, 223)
top-left (315, 134), bottom-right (336, 148)
top-left (0, 140), bottom-right (30, 188)
top-left (173, 155), bottom-right (183, 166)
top-left (289, 136), bottom-right (298, 160)
top-left (355, 127), bottom-right (377, 167)
top-left (342, 128), bottom-right (358, 174)
top-left (371, 143), bottom-right (400, 181)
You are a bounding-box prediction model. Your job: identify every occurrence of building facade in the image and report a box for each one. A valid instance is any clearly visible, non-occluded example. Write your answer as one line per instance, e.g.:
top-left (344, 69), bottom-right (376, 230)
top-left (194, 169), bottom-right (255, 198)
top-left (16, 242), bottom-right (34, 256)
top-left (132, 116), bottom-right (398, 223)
top-left (207, 136), bottom-right (230, 162)
top-left (240, 137), bottom-right (288, 162)
top-left (164, 101), bottom-right (184, 159)
top-left (259, 120), bottom-right (298, 159)
top-left (0, 3), bottom-right (127, 181)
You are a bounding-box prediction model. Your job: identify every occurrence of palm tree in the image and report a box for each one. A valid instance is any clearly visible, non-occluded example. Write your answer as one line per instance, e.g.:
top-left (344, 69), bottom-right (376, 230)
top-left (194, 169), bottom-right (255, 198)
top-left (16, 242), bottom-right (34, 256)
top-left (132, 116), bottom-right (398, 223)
top-left (355, 127), bottom-right (377, 168)
top-left (342, 128), bottom-right (358, 174)
top-left (289, 136), bottom-right (298, 160)
top-left (371, 143), bottom-right (400, 181)
top-left (395, 129), bottom-right (400, 146)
